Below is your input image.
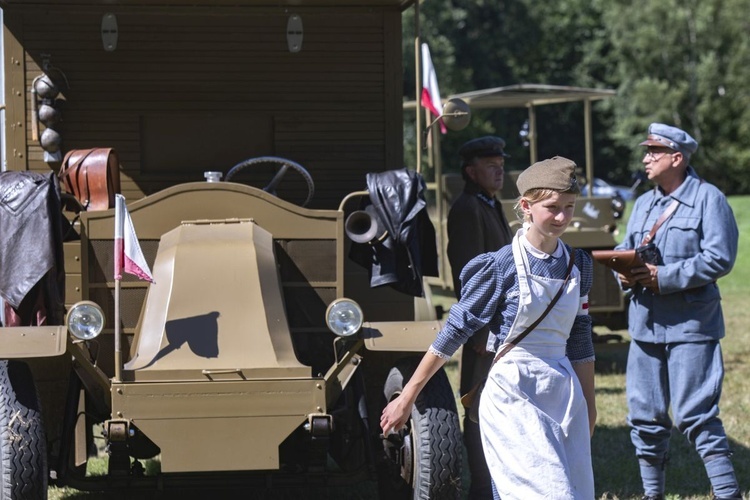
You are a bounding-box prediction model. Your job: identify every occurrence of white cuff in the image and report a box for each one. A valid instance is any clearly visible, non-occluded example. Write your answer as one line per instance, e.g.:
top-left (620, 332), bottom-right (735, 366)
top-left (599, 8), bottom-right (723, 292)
top-left (428, 345), bottom-right (451, 360)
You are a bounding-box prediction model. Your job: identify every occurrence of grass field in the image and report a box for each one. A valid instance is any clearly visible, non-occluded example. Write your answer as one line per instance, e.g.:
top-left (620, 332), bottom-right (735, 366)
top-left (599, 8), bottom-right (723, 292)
top-left (50, 196), bottom-right (750, 499)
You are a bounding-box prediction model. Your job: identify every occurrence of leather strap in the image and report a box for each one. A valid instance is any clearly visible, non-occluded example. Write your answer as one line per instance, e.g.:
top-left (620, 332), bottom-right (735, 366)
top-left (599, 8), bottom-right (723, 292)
top-left (489, 247), bottom-right (577, 365)
top-left (641, 199), bottom-right (679, 245)
top-left (59, 148), bottom-right (118, 210)
top-left (60, 148), bottom-right (97, 209)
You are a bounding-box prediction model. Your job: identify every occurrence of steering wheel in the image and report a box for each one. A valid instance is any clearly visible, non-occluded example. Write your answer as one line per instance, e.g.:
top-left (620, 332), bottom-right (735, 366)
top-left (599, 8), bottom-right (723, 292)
top-left (225, 156), bottom-right (315, 207)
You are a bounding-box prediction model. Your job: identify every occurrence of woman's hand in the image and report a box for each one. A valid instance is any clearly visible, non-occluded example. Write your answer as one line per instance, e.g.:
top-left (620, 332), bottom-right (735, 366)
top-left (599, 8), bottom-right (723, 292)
top-left (588, 407), bottom-right (598, 437)
top-left (379, 350), bottom-right (448, 436)
top-left (380, 393), bottom-right (415, 436)
top-left (573, 361), bottom-right (596, 439)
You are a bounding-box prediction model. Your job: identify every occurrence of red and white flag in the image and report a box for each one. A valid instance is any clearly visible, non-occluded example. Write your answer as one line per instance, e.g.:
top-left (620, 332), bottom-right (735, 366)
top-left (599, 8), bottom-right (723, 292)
top-left (114, 194), bottom-right (154, 282)
top-left (421, 43), bottom-right (447, 134)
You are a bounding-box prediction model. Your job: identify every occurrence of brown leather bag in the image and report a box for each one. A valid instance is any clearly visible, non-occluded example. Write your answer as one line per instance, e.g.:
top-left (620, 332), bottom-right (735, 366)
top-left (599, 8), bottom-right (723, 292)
top-left (591, 249), bottom-right (644, 278)
top-left (59, 148), bottom-right (121, 211)
top-left (593, 198), bottom-right (681, 280)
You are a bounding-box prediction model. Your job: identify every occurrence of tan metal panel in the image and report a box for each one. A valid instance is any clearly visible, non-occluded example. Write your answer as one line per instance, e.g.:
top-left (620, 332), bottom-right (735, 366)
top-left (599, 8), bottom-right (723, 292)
top-left (83, 183), bottom-right (341, 240)
top-left (132, 416), bottom-right (306, 472)
top-left (63, 241), bottom-right (82, 272)
top-left (111, 378), bottom-right (330, 472)
top-left (362, 320), bottom-right (443, 352)
top-left (125, 222), bottom-right (309, 377)
top-left (3, 15), bottom-right (27, 170)
top-left (112, 379), bottom-right (325, 419)
top-left (0, 326), bottom-right (66, 358)
top-left (65, 274), bottom-right (82, 304)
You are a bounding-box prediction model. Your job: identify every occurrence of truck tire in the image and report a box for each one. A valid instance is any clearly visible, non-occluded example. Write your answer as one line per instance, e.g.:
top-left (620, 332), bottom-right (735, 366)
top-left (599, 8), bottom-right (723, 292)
top-left (0, 360), bottom-right (48, 500)
top-left (379, 360), bottom-right (462, 500)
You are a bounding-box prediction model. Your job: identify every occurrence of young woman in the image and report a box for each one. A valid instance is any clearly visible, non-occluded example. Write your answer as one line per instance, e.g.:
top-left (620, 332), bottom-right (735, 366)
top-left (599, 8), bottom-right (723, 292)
top-left (380, 156), bottom-right (597, 499)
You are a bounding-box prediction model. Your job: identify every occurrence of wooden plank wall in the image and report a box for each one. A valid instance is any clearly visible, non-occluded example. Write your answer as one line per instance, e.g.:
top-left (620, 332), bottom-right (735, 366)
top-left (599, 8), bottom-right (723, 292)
top-left (6, 6), bottom-right (403, 209)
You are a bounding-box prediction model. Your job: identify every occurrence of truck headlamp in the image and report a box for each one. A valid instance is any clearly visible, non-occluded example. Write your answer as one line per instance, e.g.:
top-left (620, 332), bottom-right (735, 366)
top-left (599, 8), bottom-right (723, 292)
top-left (325, 299), bottom-right (363, 337)
top-left (66, 301), bottom-right (106, 340)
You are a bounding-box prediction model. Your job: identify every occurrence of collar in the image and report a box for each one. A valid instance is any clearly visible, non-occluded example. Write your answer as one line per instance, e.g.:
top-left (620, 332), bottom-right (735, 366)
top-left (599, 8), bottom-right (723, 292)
top-left (464, 180), bottom-right (497, 208)
top-left (475, 191), bottom-right (496, 208)
top-left (520, 229), bottom-right (563, 260)
top-left (655, 165), bottom-right (701, 208)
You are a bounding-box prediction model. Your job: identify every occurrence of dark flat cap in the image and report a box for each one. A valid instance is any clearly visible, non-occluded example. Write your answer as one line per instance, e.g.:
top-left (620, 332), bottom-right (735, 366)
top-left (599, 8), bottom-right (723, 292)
top-left (639, 123), bottom-right (698, 156)
top-left (516, 156), bottom-right (580, 195)
top-left (459, 136), bottom-right (510, 163)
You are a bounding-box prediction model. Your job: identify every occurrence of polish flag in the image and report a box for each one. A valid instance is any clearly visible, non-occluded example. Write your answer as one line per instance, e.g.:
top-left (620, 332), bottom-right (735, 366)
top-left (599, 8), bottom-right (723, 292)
top-left (114, 194), bottom-right (154, 282)
top-left (421, 43), bottom-right (447, 134)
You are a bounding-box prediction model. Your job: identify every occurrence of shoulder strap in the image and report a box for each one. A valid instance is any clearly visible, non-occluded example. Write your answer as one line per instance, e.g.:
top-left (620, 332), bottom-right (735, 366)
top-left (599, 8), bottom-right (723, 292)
top-left (490, 247), bottom-right (577, 364)
top-left (641, 198), bottom-right (679, 245)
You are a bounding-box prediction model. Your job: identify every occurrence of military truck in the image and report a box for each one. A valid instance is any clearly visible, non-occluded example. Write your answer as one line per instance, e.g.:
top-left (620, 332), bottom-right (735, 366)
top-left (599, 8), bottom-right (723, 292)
top-left (0, 1), bottom-right (465, 498)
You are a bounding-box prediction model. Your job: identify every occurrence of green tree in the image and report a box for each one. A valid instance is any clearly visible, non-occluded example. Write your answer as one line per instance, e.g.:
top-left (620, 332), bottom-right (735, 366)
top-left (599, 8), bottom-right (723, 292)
top-left (405, 0), bottom-right (619, 181)
top-left (583, 0), bottom-right (750, 193)
top-left (406, 0), bottom-right (750, 193)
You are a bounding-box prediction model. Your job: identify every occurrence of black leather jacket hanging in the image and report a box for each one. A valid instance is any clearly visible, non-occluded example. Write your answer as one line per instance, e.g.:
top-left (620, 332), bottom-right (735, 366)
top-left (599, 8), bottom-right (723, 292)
top-left (349, 168), bottom-right (438, 297)
top-left (0, 171), bottom-right (66, 325)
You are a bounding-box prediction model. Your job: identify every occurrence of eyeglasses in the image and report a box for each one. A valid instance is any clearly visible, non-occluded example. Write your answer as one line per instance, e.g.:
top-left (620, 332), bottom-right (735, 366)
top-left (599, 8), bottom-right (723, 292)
top-left (644, 150), bottom-right (673, 162)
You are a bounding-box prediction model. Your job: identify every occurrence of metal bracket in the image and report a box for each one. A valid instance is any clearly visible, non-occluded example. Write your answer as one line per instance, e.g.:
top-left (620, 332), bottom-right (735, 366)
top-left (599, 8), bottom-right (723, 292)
top-left (286, 14), bottom-right (303, 53)
top-left (102, 13), bottom-right (118, 52)
top-left (305, 413), bottom-right (333, 437)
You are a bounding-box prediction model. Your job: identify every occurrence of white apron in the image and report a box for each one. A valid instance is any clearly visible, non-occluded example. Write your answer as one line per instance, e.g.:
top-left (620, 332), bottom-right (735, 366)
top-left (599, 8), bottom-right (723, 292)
top-left (478, 230), bottom-right (594, 499)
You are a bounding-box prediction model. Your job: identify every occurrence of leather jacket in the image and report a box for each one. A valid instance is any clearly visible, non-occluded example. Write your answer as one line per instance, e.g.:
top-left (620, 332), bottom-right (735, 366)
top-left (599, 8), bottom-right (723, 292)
top-left (0, 171), bottom-right (66, 325)
top-left (349, 168), bottom-right (438, 297)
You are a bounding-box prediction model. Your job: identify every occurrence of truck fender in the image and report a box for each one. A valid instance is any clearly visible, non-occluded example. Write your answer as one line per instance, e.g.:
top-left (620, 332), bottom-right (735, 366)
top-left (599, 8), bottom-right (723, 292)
top-left (361, 320), bottom-right (443, 352)
top-left (0, 326), bottom-right (66, 358)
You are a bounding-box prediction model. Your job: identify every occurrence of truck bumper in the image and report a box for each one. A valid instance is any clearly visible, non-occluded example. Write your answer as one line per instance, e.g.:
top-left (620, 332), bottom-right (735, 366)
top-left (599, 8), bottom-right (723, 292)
top-left (111, 377), bottom-right (329, 473)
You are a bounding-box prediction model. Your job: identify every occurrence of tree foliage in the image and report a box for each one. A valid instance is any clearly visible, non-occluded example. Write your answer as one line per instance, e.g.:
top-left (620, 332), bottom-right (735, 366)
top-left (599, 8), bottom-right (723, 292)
top-left (407, 0), bottom-right (750, 194)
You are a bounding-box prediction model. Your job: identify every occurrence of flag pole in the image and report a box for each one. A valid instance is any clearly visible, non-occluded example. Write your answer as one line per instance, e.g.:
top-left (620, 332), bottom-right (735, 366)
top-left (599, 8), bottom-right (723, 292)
top-left (114, 194), bottom-right (124, 383)
top-left (414, 0), bottom-right (422, 173)
top-left (114, 276), bottom-right (122, 382)
top-left (432, 121), bottom-right (446, 288)
top-left (113, 194), bottom-right (154, 381)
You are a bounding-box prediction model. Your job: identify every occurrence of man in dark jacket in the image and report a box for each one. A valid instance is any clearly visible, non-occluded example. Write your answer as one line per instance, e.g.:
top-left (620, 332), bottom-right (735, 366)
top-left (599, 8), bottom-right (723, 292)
top-left (447, 136), bottom-right (513, 499)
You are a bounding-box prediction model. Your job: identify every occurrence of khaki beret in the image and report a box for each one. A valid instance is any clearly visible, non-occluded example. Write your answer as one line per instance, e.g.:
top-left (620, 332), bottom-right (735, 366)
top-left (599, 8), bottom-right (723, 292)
top-left (516, 156), bottom-right (580, 196)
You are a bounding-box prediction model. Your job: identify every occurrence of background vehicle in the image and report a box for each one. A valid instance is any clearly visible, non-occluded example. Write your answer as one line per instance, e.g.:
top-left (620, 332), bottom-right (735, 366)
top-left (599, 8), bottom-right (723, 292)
top-left (411, 85), bottom-right (629, 331)
top-left (0, 1), bottom-right (464, 498)
top-left (582, 177), bottom-right (635, 201)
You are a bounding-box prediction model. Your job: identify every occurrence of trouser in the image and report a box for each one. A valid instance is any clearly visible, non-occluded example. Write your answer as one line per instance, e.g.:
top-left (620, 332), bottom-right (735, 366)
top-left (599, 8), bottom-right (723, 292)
top-left (627, 339), bottom-right (740, 498)
top-left (460, 345), bottom-right (493, 499)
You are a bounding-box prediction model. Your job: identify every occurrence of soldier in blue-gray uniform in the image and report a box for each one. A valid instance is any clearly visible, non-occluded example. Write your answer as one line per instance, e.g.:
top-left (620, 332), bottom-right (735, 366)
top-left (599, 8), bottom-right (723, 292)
top-left (615, 123), bottom-right (741, 500)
